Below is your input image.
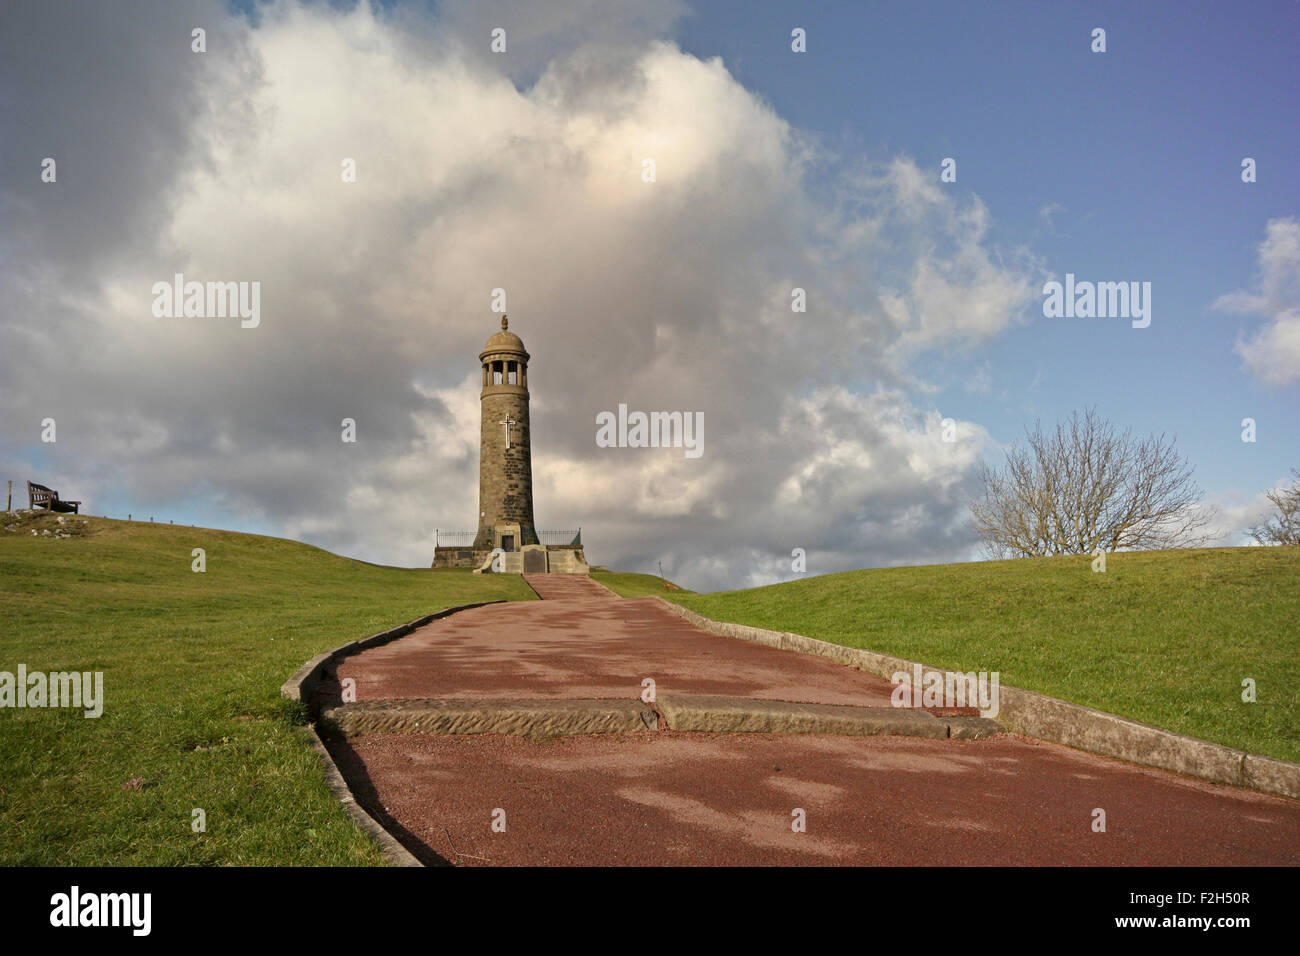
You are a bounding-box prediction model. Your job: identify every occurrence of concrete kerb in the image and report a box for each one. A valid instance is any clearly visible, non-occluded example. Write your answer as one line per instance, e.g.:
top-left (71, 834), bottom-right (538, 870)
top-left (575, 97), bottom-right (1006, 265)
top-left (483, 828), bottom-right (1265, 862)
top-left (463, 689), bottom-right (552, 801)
top-left (652, 597), bottom-right (1300, 801)
top-left (281, 602), bottom-right (506, 868)
top-left (305, 723), bottom-right (421, 867)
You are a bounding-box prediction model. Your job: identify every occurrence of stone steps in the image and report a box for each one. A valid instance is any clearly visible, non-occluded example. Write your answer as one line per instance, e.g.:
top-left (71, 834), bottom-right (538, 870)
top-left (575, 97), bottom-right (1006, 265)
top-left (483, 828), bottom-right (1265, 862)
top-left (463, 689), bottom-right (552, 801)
top-left (321, 694), bottom-right (1003, 740)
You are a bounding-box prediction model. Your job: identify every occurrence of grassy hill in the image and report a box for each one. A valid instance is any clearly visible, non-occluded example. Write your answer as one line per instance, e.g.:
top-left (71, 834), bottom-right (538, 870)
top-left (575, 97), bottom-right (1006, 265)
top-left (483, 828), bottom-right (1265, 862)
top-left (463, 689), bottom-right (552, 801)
top-left (601, 549), bottom-right (1300, 763)
top-left (0, 511), bottom-right (533, 865)
top-left (591, 570), bottom-right (694, 597)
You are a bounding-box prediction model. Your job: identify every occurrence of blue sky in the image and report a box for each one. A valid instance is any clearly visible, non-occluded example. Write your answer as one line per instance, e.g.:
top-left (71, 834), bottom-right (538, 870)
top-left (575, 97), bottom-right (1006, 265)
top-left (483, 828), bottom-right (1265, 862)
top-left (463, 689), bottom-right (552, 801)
top-left (674, 0), bottom-right (1299, 497)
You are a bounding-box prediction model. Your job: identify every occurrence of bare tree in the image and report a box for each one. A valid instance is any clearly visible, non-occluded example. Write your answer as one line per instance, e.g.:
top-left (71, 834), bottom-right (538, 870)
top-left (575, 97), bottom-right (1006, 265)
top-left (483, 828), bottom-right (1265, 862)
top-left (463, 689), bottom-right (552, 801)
top-left (970, 408), bottom-right (1214, 558)
top-left (1248, 469), bottom-right (1300, 546)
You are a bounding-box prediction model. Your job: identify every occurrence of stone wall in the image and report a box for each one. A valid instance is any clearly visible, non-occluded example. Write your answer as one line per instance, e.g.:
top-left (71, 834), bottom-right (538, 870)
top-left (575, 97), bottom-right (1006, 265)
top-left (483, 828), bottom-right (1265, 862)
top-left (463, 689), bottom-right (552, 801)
top-left (544, 547), bottom-right (590, 574)
top-left (432, 547), bottom-right (493, 569)
top-left (431, 544), bottom-right (588, 572)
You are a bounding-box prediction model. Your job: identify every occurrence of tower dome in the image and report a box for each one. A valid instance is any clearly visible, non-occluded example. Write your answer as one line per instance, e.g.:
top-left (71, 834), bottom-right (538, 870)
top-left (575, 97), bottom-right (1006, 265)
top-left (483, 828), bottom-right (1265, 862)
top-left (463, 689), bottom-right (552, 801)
top-left (479, 314), bottom-right (528, 359)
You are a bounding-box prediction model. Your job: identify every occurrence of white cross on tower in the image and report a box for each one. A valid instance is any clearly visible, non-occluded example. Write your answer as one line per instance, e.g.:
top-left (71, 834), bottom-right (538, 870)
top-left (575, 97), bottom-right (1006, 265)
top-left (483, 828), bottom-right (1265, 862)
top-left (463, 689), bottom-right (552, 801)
top-left (499, 415), bottom-right (517, 451)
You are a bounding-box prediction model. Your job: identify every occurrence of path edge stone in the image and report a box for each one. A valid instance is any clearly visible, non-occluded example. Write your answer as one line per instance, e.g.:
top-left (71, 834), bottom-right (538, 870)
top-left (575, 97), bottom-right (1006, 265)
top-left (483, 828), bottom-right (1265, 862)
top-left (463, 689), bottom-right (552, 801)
top-left (305, 724), bottom-right (422, 867)
top-left (652, 597), bottom-right (1299, 801)
top-left (281, 602), bottom-right (506, 867)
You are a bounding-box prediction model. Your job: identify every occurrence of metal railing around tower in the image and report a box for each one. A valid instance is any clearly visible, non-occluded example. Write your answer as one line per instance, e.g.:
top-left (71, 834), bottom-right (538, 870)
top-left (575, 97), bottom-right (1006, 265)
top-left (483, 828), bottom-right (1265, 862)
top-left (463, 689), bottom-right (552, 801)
top-left (537, 529), bottom-right (582, 546)
top-left (433, 530), bottom-right (477, 547)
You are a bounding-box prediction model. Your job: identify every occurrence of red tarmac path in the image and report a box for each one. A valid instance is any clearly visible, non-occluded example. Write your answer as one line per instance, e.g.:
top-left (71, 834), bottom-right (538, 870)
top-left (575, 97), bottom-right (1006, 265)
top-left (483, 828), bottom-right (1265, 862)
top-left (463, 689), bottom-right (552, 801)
top-left (329, 574), bottom-right (1300, 866)
top-left (336, 573), bottom-right (898, 706)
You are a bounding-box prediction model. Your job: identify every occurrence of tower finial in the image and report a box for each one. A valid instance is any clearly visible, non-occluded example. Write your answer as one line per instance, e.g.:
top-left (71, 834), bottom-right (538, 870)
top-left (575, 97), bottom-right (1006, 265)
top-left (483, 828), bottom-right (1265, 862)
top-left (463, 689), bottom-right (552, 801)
top-left (501, 314), bottom-right (508, 331)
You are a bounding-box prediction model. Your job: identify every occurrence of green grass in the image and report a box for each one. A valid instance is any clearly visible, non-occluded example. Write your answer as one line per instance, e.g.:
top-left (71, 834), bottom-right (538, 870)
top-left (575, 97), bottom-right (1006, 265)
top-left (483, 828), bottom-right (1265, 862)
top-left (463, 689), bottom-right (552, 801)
top-left (603, 548), bottom-right (1300, 763)
top-left (0, 511), bottom-right (533, 865)
top-left (591, 570), bottom-right (693, 598)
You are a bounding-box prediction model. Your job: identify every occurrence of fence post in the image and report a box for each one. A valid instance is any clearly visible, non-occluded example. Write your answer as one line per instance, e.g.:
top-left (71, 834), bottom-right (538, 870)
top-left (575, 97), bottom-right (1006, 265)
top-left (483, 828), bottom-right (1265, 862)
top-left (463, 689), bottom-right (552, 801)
top-left (5, 480), bottom-right (10, 512)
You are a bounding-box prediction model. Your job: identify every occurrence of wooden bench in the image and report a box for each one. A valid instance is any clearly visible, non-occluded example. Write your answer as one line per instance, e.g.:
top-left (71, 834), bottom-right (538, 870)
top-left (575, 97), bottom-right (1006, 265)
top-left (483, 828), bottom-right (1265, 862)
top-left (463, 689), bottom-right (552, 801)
top-left (27, 481), bottom-right (81, 514)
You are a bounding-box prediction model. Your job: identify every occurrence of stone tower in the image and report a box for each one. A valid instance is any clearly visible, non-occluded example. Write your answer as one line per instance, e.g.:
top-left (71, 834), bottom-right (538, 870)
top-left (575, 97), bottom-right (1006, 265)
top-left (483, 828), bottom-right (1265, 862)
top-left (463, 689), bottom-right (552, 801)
top-left (473, 315), bottom-right (538, 550)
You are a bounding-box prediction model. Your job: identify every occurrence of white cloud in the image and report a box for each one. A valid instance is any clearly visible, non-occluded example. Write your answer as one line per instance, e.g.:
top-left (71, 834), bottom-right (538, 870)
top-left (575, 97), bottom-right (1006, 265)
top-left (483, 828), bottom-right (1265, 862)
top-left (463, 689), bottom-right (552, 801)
top-left (1199, 481), bottom-right (1293, 547)
top-left (1038, 202), bottom-right (1064, 234)
top-left (1214, 217), bottom-right (1300, 386)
